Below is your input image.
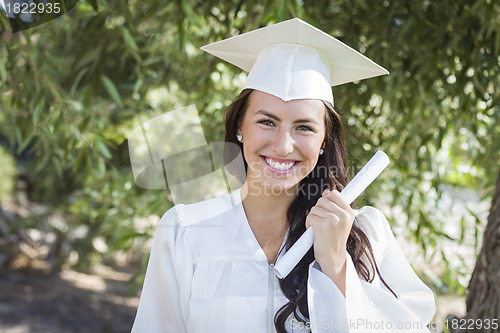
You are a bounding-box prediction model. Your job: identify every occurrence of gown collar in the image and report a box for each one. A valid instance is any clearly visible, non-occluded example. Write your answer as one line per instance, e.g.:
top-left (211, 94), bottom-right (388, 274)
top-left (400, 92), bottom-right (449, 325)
top-left (232, 187), bottom-right (290, 265)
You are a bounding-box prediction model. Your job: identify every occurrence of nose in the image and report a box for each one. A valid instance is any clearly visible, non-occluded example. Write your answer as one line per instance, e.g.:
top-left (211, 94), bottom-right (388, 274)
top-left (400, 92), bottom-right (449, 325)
top-left (273, 129), bottom-right (295, 157)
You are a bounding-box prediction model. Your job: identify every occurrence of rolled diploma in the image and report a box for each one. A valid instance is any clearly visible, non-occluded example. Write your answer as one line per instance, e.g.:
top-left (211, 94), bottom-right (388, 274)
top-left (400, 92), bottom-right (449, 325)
top-left (274, 150), bottom-right (390, 279)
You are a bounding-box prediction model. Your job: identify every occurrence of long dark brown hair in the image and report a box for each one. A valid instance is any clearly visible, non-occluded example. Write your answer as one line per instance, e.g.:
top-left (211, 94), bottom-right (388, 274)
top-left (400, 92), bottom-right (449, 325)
top-left (223, 89), bottom-right (397, 332)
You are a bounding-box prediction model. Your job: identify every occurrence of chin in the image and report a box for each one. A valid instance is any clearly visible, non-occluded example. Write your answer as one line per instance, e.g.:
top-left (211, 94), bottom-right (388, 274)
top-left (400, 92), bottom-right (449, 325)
top-left (257, 179), bottom-right (300, 196)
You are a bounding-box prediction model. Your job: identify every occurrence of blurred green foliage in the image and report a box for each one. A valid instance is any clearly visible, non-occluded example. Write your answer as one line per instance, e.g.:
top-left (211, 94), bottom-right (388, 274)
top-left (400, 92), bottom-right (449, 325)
top-left (0, 145), bottom-right (16, 203)
top-left (0, 0), bottom-right (499, 292)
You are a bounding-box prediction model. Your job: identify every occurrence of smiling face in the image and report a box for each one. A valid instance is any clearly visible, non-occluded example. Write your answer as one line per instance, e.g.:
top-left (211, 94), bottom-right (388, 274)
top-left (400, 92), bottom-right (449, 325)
top-left (238, 90), bottom-right (326, 195)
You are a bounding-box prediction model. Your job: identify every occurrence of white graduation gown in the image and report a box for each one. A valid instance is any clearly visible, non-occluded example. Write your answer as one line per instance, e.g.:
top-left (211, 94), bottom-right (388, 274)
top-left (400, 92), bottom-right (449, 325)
top-left (131, 188), bottom-right (435, 333)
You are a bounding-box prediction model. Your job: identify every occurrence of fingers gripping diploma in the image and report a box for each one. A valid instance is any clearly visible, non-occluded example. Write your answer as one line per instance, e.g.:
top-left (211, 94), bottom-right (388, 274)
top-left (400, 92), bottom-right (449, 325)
top-left (305, 189), bottom-right (356, 296)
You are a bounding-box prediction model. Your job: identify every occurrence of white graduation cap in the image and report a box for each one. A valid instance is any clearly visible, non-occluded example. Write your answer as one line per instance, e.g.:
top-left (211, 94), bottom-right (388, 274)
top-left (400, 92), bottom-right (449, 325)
top-left (201, 18), bottom-right (388, 106)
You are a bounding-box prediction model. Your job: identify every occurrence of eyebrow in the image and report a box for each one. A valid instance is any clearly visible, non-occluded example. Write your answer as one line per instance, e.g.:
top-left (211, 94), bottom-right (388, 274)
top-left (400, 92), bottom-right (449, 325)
top-left (255, 110), bottom-right (320, 126)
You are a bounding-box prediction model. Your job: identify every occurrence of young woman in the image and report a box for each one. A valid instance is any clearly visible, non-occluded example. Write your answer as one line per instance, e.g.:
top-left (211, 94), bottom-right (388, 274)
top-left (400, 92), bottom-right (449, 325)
top-left (131, 19), bottom-right (435, 333)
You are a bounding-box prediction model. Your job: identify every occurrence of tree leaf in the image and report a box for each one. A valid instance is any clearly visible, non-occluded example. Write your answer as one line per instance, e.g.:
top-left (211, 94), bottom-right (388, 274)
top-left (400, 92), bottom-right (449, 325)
top-left (95, 140), bottom-right (112, 159)
top-left (0, 60), bottom-right (6, 82)
top-left (459, 215), bottom-right (465, 243)
top-left (52, 156), bottom-right (63, 179)
top-left (33, 95), bottom-right (45, 124)
top-left (87, 0), bottom-right (98, 11)
top-left (495, 24), bottom-right (500, 56)
top-left (121, 27), bottom-right (138, 52)
top-left (75, 48), bottom-right (100, 70)
top-left (100, 75), bottom-right (123, 106)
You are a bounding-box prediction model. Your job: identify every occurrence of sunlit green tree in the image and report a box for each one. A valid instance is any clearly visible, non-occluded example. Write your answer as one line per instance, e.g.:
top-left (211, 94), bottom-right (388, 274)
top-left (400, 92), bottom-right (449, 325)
top-left (1, 2), bottom-right (499, 323)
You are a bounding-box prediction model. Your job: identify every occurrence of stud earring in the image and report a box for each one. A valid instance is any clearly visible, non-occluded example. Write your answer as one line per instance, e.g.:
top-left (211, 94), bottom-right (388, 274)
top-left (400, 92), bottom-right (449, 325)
top-left (236, 134), bottom-right (243, 142)
top-left (319, 148), bottom-right (324, 155)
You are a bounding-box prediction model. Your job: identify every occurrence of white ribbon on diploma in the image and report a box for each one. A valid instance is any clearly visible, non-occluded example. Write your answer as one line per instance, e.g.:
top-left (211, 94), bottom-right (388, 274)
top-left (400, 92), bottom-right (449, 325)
top-left (274, 150), bottom-right (390, 279)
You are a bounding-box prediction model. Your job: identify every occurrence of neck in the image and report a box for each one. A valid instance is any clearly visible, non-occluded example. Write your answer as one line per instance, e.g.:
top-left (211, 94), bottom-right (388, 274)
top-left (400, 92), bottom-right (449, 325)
top-left (240, 182), bottom-right (295, 247)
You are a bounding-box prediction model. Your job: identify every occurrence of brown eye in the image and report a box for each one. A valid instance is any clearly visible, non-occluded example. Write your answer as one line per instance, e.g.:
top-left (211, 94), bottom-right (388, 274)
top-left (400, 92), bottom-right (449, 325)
top-left (258, 119), bottom-right (275, 126)
top-left (297, 125), bottom-right (314, 131)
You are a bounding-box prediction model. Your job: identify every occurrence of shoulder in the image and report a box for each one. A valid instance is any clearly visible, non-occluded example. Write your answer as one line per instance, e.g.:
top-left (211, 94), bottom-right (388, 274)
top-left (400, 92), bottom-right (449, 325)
top-left (158, 203), bottom-right (185, 227)
top-left (156, 190), bottom-right (242, 251)
top-left (353, 206), bottom-right (393, 259)
top-left (354, 206), bottom-right (390, 235)
top-left (159, 189), bottom-right (241, 228)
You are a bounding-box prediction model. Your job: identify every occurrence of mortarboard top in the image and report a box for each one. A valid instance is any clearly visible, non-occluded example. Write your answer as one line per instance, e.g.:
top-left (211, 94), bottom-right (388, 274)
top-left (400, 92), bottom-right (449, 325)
top-left (201, 18), bottom-right (388, 105)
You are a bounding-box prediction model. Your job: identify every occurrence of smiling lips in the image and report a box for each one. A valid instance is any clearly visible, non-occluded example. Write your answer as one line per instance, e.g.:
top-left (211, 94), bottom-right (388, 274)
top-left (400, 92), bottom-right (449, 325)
top-left (262, 156), bottom-right (299, 171)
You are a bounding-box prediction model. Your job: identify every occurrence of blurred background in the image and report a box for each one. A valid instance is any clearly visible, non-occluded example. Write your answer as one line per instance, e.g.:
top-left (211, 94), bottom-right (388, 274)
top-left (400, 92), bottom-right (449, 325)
top-left (1, 1), bottom-right (499, 332)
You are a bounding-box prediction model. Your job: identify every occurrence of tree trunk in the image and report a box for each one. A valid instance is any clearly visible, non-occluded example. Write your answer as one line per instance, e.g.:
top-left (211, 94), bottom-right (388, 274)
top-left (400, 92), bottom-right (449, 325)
top-left (449, 170), bottom-right (500, 333)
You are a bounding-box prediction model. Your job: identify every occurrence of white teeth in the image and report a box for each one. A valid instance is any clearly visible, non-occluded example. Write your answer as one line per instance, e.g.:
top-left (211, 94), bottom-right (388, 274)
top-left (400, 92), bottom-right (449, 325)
top-left (265, 157), bottom-right (296, 170)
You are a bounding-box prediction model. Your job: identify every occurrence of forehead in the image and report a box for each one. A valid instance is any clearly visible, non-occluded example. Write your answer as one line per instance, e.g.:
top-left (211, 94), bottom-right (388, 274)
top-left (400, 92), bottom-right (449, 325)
top-left (246, 90), bottom-right (326, 122)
